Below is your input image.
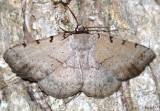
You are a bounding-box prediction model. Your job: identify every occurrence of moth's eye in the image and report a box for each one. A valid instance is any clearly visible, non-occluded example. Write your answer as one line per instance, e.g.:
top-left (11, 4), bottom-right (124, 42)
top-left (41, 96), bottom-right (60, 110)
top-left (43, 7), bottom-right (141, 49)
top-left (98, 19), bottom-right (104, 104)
top-left (76, 28), bottom-right (79, 31)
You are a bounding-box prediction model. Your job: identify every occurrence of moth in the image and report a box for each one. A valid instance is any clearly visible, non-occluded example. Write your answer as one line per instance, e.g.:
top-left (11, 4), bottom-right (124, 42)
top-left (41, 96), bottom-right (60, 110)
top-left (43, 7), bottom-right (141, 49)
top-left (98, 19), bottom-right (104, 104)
top-left (3, 6), bottom-right (156, 99)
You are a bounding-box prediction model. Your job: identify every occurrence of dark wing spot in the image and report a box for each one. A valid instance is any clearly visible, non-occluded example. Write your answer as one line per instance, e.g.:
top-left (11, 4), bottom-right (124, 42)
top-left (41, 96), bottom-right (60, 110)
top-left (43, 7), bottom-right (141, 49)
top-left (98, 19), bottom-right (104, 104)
top-left (122, 40), bottom-right (125, 45)
top-left (50, 36), bottom-right (54, 42)
top-left (109, 36), bottom-right (113, 43)
top-left (134, 43), bottom-right (138, 48)
top-left (22, 43), bottom-right (26, 47)
top-left (36, 40), bottom-right (40, 44)
top-left (97, 33), bottom-right (100, 38)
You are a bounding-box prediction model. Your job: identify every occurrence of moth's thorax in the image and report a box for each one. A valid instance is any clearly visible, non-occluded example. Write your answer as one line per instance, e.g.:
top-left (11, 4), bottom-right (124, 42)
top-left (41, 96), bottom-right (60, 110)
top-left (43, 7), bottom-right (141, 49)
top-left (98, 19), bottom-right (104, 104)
top-left (69, 50), bottom-right (97, 69)
top-left (70, 34), bottom-right (94, 51)
top-left (68, 34), bottom-right (97, 68)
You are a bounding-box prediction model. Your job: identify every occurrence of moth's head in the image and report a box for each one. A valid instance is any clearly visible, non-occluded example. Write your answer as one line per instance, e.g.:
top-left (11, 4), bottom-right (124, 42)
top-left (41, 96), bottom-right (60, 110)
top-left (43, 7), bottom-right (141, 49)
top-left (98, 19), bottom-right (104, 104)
top-left (75, 25), bottom-right (86, 32)
top-left (70, 33), bottom-right (94, 51)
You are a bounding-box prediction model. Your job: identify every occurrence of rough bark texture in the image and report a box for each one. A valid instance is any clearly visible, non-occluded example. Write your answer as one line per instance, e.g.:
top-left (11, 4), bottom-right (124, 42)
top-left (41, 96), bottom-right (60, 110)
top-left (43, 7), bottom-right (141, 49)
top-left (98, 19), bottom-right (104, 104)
top-left (0, 0), bottom-right (160, 111)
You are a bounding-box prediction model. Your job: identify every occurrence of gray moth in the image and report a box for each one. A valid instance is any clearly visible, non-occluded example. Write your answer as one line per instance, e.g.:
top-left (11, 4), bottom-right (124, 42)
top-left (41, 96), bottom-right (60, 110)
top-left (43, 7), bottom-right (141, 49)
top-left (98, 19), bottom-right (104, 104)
top-left (3, 24), bottom-right (156, 99)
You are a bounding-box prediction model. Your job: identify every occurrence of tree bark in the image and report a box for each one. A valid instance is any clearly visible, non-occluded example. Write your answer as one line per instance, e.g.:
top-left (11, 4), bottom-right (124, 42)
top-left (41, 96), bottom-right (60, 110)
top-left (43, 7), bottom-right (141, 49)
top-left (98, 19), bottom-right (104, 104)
top-left (0, 0), bottom-right (160, 111)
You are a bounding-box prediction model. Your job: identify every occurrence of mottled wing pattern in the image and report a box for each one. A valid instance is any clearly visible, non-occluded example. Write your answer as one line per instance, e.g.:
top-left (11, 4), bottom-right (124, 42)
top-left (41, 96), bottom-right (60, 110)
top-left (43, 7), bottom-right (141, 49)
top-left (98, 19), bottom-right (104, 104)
top-left (94, 34), bottom-right (156, 80)
top-left (4, 34), bottom-right (70, 81)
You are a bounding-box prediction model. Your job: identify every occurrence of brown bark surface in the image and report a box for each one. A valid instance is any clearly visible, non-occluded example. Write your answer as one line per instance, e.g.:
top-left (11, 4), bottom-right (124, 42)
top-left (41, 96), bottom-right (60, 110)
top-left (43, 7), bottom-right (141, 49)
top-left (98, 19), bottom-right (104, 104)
top-left (0, 0), bottom-right (160, 111)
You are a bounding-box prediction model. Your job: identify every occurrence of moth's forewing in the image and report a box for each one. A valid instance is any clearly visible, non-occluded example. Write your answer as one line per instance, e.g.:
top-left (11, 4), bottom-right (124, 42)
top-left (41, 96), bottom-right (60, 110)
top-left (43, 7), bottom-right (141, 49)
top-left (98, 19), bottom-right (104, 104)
top-left (94, 34), bottom-right (156, 80)
top-left (3, 35), bottom-right (70, 81)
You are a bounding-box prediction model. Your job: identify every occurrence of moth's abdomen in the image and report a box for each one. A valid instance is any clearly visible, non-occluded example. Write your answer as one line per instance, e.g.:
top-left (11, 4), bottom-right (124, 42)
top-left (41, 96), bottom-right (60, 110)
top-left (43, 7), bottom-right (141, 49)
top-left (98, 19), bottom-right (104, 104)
top-left (70, 44), bottom-right (92, 51)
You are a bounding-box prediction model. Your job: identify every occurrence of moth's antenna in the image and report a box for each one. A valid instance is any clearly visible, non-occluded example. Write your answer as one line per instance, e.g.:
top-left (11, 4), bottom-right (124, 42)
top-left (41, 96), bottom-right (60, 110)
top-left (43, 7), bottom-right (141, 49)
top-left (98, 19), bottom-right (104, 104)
top-left (67, 5), bottom-right (79, 26)
top-left (85, 26), bottom-right (111, 29)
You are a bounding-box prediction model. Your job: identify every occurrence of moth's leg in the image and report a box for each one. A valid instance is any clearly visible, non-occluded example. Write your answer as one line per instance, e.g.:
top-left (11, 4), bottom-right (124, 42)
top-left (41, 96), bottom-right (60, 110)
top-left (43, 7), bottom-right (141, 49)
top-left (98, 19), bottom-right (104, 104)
top-left (59, 26), bottom-right (74, 39)
top-left (54, 26), bottom-right (67, 39)
top-left (61, 33), bottom-right (73, 40)
top-left (59, 26), bottom-right (68, 33)
top-left (28, 83), bottom-right (52, 111)
top-left (97, 33), bottom-right (100, 38)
